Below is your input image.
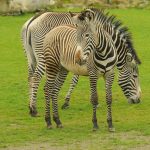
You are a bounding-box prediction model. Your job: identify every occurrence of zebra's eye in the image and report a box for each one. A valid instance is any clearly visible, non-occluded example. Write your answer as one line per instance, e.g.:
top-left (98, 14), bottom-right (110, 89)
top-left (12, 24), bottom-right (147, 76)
top-left (133, 74), bottom-right (138, 78)
top-left (85, 33), bottom-right (89, 37)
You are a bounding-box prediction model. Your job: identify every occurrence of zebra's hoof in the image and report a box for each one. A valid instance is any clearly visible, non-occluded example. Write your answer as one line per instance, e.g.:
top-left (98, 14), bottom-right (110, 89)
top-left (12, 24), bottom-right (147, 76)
top-left (61, 103), bottom-right (69, 109)
top-left (57, 124), bottom-right (63, 128)
top-left (108, 127), bottom-right (115, 132)
top-left (29, 108), bottom-right (39, 117)
top-left (96, 103), bottom-right (100, 108)
top-left (93, 126), bottom-right (99, 131)
top-left (47, 125), bottom-right (53, 129)
top-left (31, 112), bottom-right (40, 117)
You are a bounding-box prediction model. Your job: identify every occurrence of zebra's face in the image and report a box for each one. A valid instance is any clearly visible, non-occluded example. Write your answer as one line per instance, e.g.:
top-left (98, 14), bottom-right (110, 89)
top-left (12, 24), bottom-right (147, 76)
top-left (76, 24), bottom-right (98, 62)
top-left (118, 54), bottom-right (141, 104)
top-left (70, 12), bottom-right (98, 62)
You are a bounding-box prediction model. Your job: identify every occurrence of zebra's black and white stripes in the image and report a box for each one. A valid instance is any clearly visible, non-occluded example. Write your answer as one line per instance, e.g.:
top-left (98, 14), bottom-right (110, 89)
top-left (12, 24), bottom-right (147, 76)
top-left (43, 25), bottom-right (88, 128)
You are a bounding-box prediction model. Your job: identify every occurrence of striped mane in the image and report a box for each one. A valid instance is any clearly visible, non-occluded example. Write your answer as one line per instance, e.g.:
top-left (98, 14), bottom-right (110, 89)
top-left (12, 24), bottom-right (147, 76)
top-left (78, 8), bottom-right (141, 64)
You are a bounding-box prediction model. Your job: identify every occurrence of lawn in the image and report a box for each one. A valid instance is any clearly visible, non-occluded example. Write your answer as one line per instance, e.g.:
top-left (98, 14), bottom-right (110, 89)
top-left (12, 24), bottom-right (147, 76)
top-left (0, 8), bottom-right (150, 150)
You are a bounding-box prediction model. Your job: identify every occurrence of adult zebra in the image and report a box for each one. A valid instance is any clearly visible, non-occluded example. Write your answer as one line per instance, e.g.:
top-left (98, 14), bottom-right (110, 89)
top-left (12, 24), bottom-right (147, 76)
top-left (70, 8), bottom-right (141, 130)
top-left (21, 11), bottom-right (80, 116)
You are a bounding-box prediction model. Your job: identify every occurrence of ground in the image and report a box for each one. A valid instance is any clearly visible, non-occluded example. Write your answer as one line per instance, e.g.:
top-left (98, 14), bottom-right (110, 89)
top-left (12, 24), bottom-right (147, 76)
top-left (0, 8), bottom-right (150, 150)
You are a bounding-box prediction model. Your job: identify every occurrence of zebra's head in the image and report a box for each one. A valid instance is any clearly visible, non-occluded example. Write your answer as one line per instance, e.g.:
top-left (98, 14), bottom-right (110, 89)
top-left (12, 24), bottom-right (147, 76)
top-left (69, 10), bottom-right (98, 64)
top-left (76, 24), bottom-right (98, 61)
top-left (70, 10), bottom-right (99, 63)
top-left (118, 53), bottom-right (141, 104)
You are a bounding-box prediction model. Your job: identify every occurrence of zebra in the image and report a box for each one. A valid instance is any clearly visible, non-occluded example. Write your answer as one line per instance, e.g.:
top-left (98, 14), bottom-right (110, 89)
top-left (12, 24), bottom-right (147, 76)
top-left (43, 24), bottom-right (118, 130)
top-left (69, 8), bottom-right (141, 131)
top-left (21, 11), bottom-right (81, 116)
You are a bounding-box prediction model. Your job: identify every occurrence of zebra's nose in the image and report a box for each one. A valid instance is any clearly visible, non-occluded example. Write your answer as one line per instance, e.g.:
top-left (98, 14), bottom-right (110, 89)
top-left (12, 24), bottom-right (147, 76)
top-left (75, 46), bottom-right (83, 64)
top-left (128, 98), bottom-right (140, 104)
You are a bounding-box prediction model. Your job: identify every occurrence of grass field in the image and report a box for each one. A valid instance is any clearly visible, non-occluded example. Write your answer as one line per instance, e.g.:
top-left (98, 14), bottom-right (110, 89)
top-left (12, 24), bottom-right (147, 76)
top-left (0, 8), bottom-right (150, 150)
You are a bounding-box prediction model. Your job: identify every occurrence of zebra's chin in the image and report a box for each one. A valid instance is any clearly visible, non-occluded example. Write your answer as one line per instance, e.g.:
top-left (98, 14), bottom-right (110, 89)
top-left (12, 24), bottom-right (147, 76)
top-left (128, 98), bottom-right (140, 104)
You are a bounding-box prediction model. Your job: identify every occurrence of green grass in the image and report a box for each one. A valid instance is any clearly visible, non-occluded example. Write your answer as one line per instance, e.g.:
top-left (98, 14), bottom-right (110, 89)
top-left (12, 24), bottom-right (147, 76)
top-left (0, 9), bottom-right (150, 149)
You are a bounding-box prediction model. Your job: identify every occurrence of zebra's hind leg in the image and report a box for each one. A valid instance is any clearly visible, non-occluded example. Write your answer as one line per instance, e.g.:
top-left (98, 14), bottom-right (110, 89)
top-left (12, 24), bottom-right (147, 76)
top-left (27, 66), bottom-right (33, 109)
top-left (44, 52), bottom-right (60, 129)
top-left (29, 63), bottom-right (45, 117)
top-left (61, 74), bottom-right (79, 109)
top-left (89, 72), bottom-right (99, 131)
top-left (52, 68), bottom-right (68, 128)
top-left (44, 80), bottom-right (53, 129)
top-left (105, 72), bottom-right (115, 132)
top-left (26, 62), bottom-right (37, 117)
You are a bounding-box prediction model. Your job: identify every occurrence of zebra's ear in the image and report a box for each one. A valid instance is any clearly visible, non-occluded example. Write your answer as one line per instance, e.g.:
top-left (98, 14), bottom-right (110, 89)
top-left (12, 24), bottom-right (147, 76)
top-left (84, 9), bottom-right (95, 22)
top-left (77, 9), bottom-right (95, 22)
top-left (69, 11), bottom-right (76, 17)
top-left (69, 11), bottom-right (80, 26)
top-left (69, 12), bottom-right (80, 25)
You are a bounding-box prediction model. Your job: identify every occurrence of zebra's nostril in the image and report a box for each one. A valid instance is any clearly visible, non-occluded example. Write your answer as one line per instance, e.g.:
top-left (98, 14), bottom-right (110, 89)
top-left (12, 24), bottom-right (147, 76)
top-left (136, 99), bottom-right (140, 103)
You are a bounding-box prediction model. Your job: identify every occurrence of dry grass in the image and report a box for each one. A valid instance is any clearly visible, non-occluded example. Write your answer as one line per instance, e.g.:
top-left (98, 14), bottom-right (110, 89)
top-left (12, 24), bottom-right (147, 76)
top-left (3, 132), bottom-right (150, 150)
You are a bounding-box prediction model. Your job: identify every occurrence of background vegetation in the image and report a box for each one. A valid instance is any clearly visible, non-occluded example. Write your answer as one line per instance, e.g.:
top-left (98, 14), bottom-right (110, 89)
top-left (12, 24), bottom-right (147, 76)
top-left (0, 0), bottom-right (150, 15)
top-left (0, 8), bottom-right (150, 150)
top-left (54, 0), bottom-right (149, 9)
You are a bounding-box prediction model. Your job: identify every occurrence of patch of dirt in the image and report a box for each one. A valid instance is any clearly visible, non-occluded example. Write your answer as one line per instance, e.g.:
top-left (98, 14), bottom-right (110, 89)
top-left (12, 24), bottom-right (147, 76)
top-left (1, 132), bottom-right (150, 150)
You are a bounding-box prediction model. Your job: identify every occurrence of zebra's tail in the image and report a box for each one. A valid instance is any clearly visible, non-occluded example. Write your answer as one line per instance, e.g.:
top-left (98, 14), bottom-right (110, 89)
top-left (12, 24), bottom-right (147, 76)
top-left (21, 18), bottom-right (36, 73)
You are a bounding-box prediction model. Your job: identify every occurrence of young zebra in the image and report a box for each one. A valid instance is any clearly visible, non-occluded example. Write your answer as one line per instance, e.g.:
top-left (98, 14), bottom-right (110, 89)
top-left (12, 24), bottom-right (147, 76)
top-left (70, 8), bottom-right (141, 131)
top-left (21, 12), bottom-right (80, 116)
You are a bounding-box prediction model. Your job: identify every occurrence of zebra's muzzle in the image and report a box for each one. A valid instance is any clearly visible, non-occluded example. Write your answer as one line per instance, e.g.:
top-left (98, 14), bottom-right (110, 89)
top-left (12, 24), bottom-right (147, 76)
top-left (75, 57), bottom-right (87, 65)
top-left (75, 47), bottom-right (87, 65)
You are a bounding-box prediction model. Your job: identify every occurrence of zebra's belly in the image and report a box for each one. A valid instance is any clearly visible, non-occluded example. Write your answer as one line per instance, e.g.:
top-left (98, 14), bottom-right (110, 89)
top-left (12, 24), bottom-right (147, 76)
top-left (61, 62), bottom-right (88, 76)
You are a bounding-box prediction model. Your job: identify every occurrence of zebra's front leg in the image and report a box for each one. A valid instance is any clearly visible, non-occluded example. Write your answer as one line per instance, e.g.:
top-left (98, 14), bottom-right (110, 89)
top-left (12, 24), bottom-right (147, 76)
top-left (61, 74), bottom-right (79, 109)
top-left (52, 68), bottom-right (68, 128)
top-left (89, 73), bottom-right (99, 131)
top-left (105, 72), bottom-right (115, 132)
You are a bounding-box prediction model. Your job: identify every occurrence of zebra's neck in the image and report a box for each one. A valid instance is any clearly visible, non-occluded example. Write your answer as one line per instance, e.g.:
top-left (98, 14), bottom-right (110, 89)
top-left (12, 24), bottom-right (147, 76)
top-left (101, 24), bottom-right (130, 70)
top-left (93, 29), bottom-right (117, 73)
top-left (91, 12), bottom-right (133, 71)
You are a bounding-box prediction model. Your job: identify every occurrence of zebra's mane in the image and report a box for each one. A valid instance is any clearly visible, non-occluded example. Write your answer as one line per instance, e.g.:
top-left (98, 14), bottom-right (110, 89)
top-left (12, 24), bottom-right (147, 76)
top-left (79, 8), bottom-right (141, 64)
